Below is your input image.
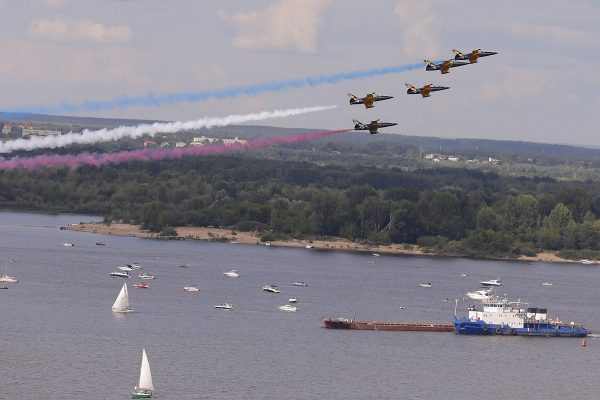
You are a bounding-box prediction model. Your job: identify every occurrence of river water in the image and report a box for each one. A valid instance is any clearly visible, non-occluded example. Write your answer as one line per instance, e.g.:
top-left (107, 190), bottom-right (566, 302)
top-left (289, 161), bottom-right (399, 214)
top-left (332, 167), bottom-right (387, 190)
top-left (1, 211), bottom-right (599, 399)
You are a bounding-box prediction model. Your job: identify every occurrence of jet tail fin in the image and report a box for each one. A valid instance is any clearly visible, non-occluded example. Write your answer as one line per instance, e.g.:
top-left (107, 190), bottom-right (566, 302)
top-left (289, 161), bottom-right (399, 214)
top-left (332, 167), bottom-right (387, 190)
top-left (353, 119), bottom-right (364, 129)
top-left (424, 59), bottom-right (435, 68)
top-left (452, 49), bottom-right (464, 58)
top-left (347, 93), bottom-right (359, 101)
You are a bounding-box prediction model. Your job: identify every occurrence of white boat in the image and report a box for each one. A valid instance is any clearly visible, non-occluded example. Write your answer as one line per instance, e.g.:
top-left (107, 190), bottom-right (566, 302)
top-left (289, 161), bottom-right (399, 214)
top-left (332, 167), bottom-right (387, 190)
top-left (223, 269), bottom-right (240, 278)
top-left (542, 282), bottom-right (554, 286)
top-left (264, 241), bottom-right (271, 246)
top-left (132, 349), bottom-right (154, 398)
top-left (177, 263), bottom-right (190, 268)
top-left (372, 253), bottom-right (380, 257)
top-left (581, 259), bottom-right (594, 265)
top-left (138, 273), bottom-right (155, 280)
top-left (305, 244), bottom-right (314, 249)
top-left (0, 260), bottom-right (18, 283)
top-left (118, 265), bottom-right (134, 271)
top-left (112, 283), bottom-right (134, 313)
top-left (214, 303), bottom-right (233, 310)
top-left (460, 273), bottom-right (469, 277)
top-left (465, 288), bottom-right (493, 300)
top-left (183, 285), bottom-right (200, 292)
top-left (288, 298), bottom-right (298, 303)
top-left (263, 284), bottom-right (280, 293)
top-left (292, 282), bottom-right (308, 287)
top-left (480, 279), bottom-right (502, 287)
top-left (419, 282), bottom-right (432, 288)
top-left (128, 263), bottom-right (143, 270)
top-left (63, 242), bottom-right (74, 247)
top-left (278, 304), bottom-right (298, 312)
top-left (110, 271), bottom-right (130, 278)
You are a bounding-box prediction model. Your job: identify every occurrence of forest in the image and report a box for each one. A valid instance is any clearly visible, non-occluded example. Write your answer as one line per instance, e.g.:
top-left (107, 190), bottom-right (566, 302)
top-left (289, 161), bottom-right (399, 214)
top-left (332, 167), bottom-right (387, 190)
top-left (2, 150), bottom-right (600, 260)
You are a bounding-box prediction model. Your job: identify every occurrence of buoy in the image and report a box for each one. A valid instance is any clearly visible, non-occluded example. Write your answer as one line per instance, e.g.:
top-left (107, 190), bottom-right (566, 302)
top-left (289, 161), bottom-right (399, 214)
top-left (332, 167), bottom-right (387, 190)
top-left (582, 338), bottom-right (587, 347)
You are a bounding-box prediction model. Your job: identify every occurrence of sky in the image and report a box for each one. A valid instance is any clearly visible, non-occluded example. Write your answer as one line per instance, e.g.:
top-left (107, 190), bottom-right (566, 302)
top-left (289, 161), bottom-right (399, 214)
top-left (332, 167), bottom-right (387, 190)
top-left (1, 0), bottom-right (599, 145)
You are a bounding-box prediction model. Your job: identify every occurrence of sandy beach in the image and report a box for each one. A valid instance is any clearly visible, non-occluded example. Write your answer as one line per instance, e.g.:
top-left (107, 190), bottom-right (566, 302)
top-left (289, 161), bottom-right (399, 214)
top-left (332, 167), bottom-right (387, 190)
top-left (66, 222), bottom-right (585, 264)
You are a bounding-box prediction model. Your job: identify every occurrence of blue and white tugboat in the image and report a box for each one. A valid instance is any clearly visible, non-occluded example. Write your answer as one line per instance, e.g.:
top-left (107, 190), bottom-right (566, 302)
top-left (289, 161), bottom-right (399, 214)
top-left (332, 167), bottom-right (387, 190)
top-left (453, 296), bottom-right (587, 337)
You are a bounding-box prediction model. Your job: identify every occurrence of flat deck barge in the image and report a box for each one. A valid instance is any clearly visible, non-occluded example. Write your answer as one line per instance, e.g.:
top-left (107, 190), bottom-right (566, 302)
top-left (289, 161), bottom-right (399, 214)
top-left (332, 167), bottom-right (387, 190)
top-left (322, 317), bottom-right (455, 332)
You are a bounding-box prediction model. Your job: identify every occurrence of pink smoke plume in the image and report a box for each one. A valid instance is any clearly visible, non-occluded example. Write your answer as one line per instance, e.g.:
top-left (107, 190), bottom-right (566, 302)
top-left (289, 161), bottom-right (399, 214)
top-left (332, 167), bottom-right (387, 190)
top-left (0, 129), bottom-right (351, 171)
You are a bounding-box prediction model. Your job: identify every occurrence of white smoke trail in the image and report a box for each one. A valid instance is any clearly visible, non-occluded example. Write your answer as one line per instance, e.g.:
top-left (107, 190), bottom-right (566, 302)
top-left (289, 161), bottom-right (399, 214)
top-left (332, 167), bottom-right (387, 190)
top-left (0, 105), bottom-right (336, 153)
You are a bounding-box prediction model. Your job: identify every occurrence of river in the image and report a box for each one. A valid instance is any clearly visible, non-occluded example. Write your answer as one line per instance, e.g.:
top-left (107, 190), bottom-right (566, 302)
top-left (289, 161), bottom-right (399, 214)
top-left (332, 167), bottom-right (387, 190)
top-left (1, 211), bottom-right (599, 399)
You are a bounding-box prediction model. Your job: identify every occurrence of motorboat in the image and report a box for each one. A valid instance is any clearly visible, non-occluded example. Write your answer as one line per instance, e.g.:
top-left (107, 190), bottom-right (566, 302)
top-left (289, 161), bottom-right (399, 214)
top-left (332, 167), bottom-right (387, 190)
top-left (292, 282), bottom-right (308, 287)
top-left (177, 263), bottom-right (190, 268)
top-left (138, 273), bottom-right (155, 280)
top-left (223, 269), bottom-right (240, 278)
top-left (460, 273), bottom-right (469, 277)
top-left (96, 242), bottom-right (106, 246)
top-left (305, 244), bottom-right (314, 249)
top-left (465, 288), bottom-right (493, 300)
top-left (542, 282), bottom-right (554, 286)
top-left (110, 271), bottom-right (130, 278)
top-left (372, 253), bottom-right (380, 257)
top-left (419, 282), bottom-right (432, 288)
top-left (63, 242), bottom-right (75, 247)
top-left (112, 283), bottom-right (134, 313)
top-left (581, 259), bottom-right (594, 265)
top-left (480, 279), bottom-right (502, 287)
top-left (278, 304), bottom-right (298, 312)
top-left (288, 298), bottom-right (298, 303)
top-left (133, 282), bottom-right (149, 289)
top-left (214, 303), bottom-right (233, 310)
top-left (263, 284), bottom-right (281, 293)
top-left (265, 241), bottom-right (271, 246)
top-left (132, 349), bottom-right (154, 398)
top-left (128, 263), bottom-right (143, 270)
top-left (183, 285), bottom-right (200, 292)
top-left (0, 275), bottom-right (18, 283)
top-left (119, 265), bottom-right (134, 271)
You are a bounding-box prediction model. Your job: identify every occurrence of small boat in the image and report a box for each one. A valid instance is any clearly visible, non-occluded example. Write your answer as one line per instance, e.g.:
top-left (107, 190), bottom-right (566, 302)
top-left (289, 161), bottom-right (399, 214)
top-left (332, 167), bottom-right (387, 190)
top-left (133, 282), bottom-right (149, 289)
top-left (460, 273), bottom-right (469, 277)
top-left (369, 260), bottom-right (376, 264)
top-left (305, 244), bottom-right (314, 249)
top-left (112, 283), bottom-right (134, 313)
top-left (183, 285), bottom-right (200, 292)
top-left (138, 273), bottom-right (155, 280)
top-left (110, 271), bottom-right (130, 278)
top-left (419, 282), bottom-right (432, 288)
top-left (263, 284), bottom-right (280, 293)
top-left (132, 349), bottom-right (154, 398)
top-left (214, 303), bottom-right (233, 310)
top-left (0, 275), bottom-right (18, 283)
top-left (372, 253), bottom-right (380, 257)
top-left (63, 242), bottom-right (74, 247)
top-left (177, 263), bottom-right (190, 268)
top-left (465, 288), bottom-right (493, 300)
top-left (292, 282), bottom-right (308, 287)
top-left (265, 241), bottom-right (271, 246)
top-left (288, 298), bottom-right (298, 303)
top-left (119, 265), bottom-right (134, 271)
top-left (223, 269), bottom-right (240, 278)
top-left (96, 242), bottom-right (106, 246)
top-left (480, 279), bottom-right (502, 287)
top-left (542, 282), bottom-right (554, 286)
top-left (278, 304), bottom-right (298, 312)
top-left (581, 259), bottom-right (594, 265)
top-left (128, 263), bottom-right (143, 270)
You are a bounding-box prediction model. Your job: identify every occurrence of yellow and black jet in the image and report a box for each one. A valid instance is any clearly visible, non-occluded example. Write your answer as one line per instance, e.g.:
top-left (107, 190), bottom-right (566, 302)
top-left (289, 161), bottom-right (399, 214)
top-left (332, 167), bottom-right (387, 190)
top-left (405, 83), bottom-right (450, 98)
top-left (353, 119), bottom-right (397, 135)
top-left (348, 92), bottom-right (394, 109)
top-left (424, 59), bottom-right (469, 74)
top-left (453, 48), bottom-right (497, 64)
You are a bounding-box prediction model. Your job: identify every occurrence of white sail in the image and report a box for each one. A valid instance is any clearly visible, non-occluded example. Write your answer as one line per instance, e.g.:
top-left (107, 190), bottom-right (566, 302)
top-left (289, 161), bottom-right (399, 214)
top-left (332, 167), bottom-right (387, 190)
top-left (112, 283), bottom-right (131, 312)
top-left (139, 349), bottom-right (154, 392)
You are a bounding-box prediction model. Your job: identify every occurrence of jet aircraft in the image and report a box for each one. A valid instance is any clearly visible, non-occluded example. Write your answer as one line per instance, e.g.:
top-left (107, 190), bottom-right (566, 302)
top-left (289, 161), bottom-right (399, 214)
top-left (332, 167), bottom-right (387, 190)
top-left (353, 119), bottom-right (397, 135)
top-left (424, 59), bottom-right (469, 74)
top-left (348, 93), bottom-right (394, 109)
top-left (405, 83), bottom-right (450, 98)
top-left (453, 48), bottom-right (497, 64)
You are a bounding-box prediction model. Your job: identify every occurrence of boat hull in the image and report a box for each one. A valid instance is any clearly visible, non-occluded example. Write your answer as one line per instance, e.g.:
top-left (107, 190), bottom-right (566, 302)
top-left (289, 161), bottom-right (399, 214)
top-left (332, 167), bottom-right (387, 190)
top-left (453, 318), bottom-right (587, 337)
top-left (322, 318), bottom-right (455, 332)
top-left (131, 393), bottom-right (152, 398)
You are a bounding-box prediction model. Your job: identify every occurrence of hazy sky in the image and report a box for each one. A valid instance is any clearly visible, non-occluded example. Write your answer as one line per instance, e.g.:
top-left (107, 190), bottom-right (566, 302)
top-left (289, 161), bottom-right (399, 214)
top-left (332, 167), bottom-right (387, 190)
top-left (1, 0), bottom-right (599, 145)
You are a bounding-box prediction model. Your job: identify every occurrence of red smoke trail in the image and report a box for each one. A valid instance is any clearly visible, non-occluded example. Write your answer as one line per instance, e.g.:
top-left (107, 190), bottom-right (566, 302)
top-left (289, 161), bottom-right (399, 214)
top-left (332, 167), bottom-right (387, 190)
top-left (0, 129), bottom-right (351, 171)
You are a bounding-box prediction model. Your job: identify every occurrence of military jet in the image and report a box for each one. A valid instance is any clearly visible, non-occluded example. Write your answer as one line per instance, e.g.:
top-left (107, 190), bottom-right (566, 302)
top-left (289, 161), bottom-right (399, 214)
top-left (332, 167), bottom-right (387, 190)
top-left (453, 48), bottom-right (497, 64)
top-left (353, 119), bottom-right (397, 135)
top-left (424, 59), bottom-right (469, 74)
top-left (405, 83), bottom-right (450, 98)
top-left (348, 92), bottom-right (394, 109)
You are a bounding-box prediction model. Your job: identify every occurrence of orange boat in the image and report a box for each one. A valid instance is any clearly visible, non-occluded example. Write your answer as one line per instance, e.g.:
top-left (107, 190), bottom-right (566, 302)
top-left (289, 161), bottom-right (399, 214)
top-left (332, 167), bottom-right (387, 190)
top-left (133, 282), bottom-right (149, 289)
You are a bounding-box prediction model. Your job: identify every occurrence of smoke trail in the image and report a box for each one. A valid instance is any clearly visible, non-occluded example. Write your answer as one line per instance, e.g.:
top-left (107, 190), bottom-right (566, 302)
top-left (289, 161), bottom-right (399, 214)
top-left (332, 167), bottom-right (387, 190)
top-left (0, 105), bottom-right (336, 154)
top-left (12, 62), bottom-right (424, 114)
top-left (0, 129), bottom-right (351, 171)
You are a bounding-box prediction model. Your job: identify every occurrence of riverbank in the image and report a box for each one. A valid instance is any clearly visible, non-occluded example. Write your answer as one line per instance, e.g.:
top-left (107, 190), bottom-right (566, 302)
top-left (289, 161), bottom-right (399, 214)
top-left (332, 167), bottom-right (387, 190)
top-left (65, 222), bottom-right (589, 264)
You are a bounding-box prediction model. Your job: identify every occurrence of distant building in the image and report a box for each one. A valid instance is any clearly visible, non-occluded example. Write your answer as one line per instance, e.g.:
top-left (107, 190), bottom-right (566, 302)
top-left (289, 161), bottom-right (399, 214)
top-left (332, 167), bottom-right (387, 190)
top-left (21, 128), bottom-right (61, 137)
top-left (175, 142), bottom-right (186, 148)
top-left (222, 137), bottom-right (248, 145)
top-left (2, 124), bottom-right (12, 135)
top-left (191, 136), bottom-right (219, 146)
top-left (143, 140), bottom-right (157, 147)
top-left (447, 156), bottom-right (460, 162)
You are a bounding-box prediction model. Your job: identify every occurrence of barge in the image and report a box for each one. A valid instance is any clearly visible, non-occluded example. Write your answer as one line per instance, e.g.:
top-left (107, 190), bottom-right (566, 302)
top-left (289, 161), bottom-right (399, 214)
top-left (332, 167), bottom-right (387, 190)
top-left (321, 317), bottom-right (455, 332)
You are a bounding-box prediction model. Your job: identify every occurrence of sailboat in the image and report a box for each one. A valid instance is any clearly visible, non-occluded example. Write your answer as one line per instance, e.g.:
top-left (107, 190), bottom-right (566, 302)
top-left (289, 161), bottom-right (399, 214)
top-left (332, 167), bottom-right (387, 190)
top-left (132, 349), bottom-right (154, 398)
top-left (112, 283), bottom-right (134, 313)
top-left (0, 259), bottom-right (18, 283)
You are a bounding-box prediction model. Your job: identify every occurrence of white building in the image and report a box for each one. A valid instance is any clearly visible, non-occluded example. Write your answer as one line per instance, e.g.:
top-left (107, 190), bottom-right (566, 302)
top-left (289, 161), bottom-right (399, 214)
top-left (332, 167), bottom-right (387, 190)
top-left (22, 128), bottom-right (61, 137)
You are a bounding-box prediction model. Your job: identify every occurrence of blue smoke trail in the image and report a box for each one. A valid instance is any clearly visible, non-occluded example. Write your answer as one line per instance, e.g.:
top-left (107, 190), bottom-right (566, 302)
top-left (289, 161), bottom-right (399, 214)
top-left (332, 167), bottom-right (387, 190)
top-left (12, 62), bottom-right (425, 115)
